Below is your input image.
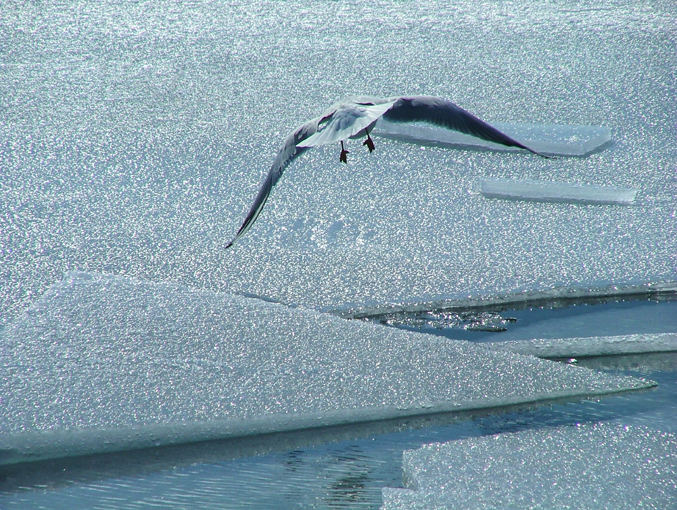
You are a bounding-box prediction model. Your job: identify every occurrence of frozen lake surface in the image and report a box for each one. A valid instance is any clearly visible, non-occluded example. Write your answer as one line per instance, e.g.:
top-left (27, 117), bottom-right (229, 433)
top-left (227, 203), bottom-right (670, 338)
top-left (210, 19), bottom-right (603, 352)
top-left (1, 0), bottom-right (675, 320)
top-left (1, 0), bottom-right (676, 508)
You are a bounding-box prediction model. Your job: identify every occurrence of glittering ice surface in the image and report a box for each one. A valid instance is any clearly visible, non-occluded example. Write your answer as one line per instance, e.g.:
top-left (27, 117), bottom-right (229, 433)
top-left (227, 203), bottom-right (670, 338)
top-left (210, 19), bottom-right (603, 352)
top-left (1, 0), bottom-right (676, 323)
top-left (485, 332), bottom-right (677, 359)
top-left (0, 272), bottom-right (652, 465)
top-left (0, 2), bottom-right (675, 506)
top-left (382, 423), bottom-right (677, 510)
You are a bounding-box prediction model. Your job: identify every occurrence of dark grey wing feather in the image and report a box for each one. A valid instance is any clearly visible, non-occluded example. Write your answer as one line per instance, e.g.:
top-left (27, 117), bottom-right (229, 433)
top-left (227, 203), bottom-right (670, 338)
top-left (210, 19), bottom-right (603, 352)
top-left (383, 96), bottom-right (544, 156)
top-left (225, 120), bottom-right (319, 249)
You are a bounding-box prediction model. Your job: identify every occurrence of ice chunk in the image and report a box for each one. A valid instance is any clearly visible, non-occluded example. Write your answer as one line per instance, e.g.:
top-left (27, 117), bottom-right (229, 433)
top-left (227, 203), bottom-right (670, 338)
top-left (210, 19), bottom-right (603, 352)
top-left (382, 423), bottom-right (676, 510)
top-left (374, 120), bottom-right (612, 157)
top-left (480, 178), bottom-right (638, 205)
top-left (484, 332), bottom-right (677, 359)
top-left (0, 272), bottom-right (652, 465)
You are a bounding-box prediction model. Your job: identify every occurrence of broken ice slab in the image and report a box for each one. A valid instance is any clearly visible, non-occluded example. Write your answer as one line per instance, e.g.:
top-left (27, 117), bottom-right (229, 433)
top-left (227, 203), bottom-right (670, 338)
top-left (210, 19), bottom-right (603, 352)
top-left (484, 332), bottom-right (677, 359)
top-left (480, 178), bottom-right (638, 204)
top-left (373, 119), bottom-right (612, 157)
top-left (382, 423), bottom-right (676, 510)
top-left (0, 272), bottom-right (653, 465)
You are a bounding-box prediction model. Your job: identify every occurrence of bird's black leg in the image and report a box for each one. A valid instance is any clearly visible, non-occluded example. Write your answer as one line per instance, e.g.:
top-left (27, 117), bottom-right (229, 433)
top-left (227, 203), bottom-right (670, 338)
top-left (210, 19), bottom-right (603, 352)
top-left (340, 141), bottom-right (349, 163)
top-left (363, 132), bottom-right (375, 152)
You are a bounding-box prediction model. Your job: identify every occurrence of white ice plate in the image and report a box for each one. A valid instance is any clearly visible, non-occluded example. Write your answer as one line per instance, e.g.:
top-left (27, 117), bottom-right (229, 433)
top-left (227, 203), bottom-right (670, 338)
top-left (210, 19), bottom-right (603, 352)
top-left (374, 120), bottom-right (612, 157)
top-left (382, 423), bottom-right (676, 510)
top-left (0, 272), bottom-right (652, 466)
top-left (480, 178), bottom-right (638, 205)
top-left (484, 332), bottom-right (677, 359)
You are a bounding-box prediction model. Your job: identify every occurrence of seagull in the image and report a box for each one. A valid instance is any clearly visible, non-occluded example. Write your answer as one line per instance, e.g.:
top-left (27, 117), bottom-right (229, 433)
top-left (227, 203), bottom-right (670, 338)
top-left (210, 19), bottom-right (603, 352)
top-left (225, 95), bottom-right (546, 249)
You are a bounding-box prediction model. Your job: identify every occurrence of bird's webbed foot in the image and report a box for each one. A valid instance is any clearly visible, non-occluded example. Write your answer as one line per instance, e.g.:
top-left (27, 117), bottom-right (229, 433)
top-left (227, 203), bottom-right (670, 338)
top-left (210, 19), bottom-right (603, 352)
top-left (363, 133), bottom-right (375, 152)
top-left (340, 141), bottom-right (349, 163)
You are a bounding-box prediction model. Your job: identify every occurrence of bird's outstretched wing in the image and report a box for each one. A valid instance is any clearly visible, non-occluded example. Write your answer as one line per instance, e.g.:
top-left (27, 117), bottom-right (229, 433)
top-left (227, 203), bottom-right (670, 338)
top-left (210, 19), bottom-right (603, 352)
top-left (225, 118), bottom-right (321, 249)
top-left (226, 95), bottom-right (546, 249)
top-left (382, 96), bottom-right (544, 156)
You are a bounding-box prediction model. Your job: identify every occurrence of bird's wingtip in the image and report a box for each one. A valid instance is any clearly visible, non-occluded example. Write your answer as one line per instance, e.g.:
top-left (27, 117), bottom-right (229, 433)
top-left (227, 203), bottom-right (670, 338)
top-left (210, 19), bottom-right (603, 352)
top-left (531, 149), bottom-right (554, 159)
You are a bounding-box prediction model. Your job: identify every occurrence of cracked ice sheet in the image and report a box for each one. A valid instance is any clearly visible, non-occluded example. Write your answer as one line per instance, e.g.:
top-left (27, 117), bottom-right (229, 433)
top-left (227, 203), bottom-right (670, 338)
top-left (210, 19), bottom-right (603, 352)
top-left (381, 423), bottom-right (677, 510)
top-left (484, 332), bottom-right (677, 359)
top-left (1, 0), bottom-right (676, 323)
top-left (0, 273), bottom-right (653, 465)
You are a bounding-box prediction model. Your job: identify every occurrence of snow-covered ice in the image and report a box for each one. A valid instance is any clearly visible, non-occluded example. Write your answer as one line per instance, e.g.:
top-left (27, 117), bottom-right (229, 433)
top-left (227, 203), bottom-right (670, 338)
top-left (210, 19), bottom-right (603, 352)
top-left (0, 272), bottom-right (653, 465)
top-left (484, 332), bottom-right (677, 359)
top-left (374, 121), bottom-right (612, 157)
top-left (480, 178), bottom-right (638, 205)
top-left (382, 423), bottom-right (677, 510)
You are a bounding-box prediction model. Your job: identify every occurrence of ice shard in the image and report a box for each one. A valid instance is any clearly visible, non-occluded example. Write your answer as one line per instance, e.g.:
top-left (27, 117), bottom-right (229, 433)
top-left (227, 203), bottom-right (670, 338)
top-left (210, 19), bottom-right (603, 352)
top-left (484, 332), bottom-right (677, 359)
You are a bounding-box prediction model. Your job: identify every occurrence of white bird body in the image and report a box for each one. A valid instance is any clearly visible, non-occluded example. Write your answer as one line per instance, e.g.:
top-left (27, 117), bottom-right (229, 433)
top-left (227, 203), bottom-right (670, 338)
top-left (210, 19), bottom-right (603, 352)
top-left (225, 95), bottom-right (545, 249)
top-left (297, 99), bottom-right (397, 147)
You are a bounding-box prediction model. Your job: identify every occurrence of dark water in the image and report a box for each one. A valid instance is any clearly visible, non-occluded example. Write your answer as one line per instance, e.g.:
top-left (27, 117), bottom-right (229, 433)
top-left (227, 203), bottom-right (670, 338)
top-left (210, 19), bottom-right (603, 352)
top-left (365, 294), bottom-right (677, 342)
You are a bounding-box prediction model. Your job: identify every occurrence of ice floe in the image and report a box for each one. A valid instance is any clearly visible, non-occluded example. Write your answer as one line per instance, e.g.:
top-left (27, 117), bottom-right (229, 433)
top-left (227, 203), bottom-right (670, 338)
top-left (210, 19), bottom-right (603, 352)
top-left (0, 272), bottom-right (653, 465)
top-left (382, 423), bottom-right (676, 510)
top-left (485, 332), bottom-right (677, 359)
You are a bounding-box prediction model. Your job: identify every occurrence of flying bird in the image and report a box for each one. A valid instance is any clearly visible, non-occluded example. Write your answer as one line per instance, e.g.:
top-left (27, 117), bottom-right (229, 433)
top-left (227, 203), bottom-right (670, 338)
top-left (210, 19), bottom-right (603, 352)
top-left (225, 95), bottom-right (546, 249)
